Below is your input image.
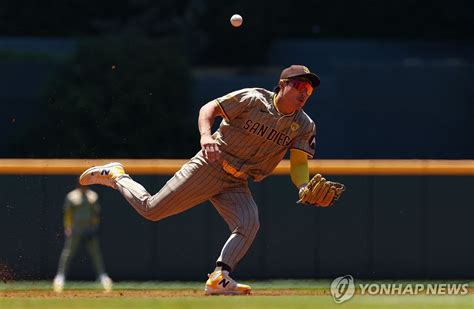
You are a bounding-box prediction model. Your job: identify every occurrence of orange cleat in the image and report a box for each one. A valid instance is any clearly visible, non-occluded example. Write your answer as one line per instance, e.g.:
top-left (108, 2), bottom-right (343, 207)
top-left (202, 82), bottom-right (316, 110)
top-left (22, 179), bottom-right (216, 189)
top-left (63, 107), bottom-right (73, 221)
top-left (204, 270), bottom-right (251, 295)
top-left (79, 162), bottom-right (125, 188)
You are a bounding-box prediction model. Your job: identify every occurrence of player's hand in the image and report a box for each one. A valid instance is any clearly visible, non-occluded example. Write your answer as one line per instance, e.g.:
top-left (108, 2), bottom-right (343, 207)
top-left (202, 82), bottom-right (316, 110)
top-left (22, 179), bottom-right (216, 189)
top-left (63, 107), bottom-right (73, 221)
top-left (200, 134), bottom-right (221, 162)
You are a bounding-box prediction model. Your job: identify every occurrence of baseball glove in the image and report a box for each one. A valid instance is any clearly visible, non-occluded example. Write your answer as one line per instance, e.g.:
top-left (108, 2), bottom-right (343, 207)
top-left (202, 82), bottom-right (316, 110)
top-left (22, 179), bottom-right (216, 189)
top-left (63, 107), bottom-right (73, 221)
top-left (298, 174), bottom-right (346, 207)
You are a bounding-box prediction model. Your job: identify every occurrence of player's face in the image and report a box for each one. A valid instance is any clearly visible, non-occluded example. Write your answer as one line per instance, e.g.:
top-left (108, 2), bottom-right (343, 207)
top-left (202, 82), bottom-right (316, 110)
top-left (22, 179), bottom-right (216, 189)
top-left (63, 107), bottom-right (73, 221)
top-left (280, 79), bottom-right (313, 111)
top-left (286, 79), bottom-right (313, 96)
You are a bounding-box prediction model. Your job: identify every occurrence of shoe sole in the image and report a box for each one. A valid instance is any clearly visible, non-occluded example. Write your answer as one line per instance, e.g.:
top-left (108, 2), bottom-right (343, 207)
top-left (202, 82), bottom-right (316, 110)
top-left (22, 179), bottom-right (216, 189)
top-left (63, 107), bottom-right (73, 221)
top-left (79, 162), bottom-right (124, 184)
top-left (204, 287), bottom-right (251, 295)
top-left (53, 283), bottom-right (64, 293)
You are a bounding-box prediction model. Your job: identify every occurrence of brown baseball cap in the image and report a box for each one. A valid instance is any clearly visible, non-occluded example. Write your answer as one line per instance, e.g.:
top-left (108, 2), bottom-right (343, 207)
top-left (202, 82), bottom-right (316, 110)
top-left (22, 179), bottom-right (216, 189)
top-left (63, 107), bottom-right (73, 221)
top-left (280, 65), bottom-right (320, 88)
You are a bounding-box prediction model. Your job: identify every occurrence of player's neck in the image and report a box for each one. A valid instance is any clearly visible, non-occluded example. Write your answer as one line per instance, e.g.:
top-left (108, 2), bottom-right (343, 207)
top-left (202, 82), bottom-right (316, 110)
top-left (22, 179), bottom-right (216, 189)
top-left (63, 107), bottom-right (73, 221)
top-left (274, 93), bottom-right (295, 116)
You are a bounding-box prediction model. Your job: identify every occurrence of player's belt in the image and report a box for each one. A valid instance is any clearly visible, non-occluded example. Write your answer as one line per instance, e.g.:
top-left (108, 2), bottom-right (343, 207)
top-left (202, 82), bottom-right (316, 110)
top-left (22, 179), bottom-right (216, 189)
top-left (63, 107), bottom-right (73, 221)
top-left (222, 160), bottom-right (248, 180)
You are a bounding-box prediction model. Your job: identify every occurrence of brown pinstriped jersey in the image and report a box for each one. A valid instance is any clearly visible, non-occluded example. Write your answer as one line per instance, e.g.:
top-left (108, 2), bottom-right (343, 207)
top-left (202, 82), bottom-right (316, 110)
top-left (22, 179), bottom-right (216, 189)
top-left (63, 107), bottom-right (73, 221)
top-left (214, 88), bottom-right (316, 182)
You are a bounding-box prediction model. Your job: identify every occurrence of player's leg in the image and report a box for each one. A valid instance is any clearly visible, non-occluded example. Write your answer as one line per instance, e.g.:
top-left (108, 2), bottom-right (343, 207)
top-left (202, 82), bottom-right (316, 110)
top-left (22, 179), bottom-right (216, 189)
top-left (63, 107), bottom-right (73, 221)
top-left (211, 187), bottom-right (260, 270)
top-left (84, 235), bottom-right (112, 292)
top-left (53, 234), bottom-right (81, 292)
top-left (84, 234), bottom-right (106, 277)
top-left (204, 184), bottom-right (259, 295)
top-left (79, 157), bottom-right (225, 221)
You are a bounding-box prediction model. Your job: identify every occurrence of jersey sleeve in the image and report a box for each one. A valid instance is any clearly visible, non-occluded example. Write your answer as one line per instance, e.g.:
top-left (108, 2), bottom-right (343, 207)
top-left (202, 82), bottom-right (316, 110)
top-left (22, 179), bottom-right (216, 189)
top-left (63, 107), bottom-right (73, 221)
top-left (290, 121), bottom-right (316, 158)
top-left (215, 88), bottom-right (257, 121)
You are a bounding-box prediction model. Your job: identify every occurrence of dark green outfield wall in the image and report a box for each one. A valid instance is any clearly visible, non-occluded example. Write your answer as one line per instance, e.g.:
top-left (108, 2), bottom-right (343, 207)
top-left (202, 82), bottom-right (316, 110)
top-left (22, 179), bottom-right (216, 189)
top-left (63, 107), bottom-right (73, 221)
top-left (0, 174), bottom-right (472, 281)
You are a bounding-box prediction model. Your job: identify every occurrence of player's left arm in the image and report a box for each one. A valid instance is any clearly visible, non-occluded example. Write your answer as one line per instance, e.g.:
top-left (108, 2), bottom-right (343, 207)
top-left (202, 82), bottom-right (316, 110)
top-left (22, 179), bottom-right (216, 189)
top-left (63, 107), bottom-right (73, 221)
top-left (290, 149), bottom-right (310, 190)
top-left (289, 118), bottom-right (314, 191)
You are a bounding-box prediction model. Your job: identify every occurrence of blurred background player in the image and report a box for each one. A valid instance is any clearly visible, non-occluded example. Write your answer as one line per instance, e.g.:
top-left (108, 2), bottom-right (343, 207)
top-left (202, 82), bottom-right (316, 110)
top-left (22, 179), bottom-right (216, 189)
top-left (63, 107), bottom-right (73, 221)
top-left (79, 65), bottom-right (319, 295)
top-left (52, 183), bottom-right (113, 293)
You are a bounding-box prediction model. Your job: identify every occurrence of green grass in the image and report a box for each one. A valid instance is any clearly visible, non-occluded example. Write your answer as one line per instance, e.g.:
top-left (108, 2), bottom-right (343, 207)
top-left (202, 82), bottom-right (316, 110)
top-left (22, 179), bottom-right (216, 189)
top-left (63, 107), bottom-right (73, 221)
top-left (2, 295), bottom-right (473, 309)
top-left (1, 280), bottom-right (472, 309)
top-left (0, 279), bottom-right (332, 291)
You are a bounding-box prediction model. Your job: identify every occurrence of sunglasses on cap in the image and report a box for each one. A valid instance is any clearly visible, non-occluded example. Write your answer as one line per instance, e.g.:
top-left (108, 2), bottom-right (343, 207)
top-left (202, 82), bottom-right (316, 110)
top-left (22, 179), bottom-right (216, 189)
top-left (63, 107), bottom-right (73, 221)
top-left (281, 79), bottom-right (314, 96)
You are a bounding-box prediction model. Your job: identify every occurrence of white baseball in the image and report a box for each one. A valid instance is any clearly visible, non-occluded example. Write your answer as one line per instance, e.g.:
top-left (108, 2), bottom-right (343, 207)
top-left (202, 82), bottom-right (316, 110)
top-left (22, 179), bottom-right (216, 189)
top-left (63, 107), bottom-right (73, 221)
top-left (230, 14), bottom-right (243, 27)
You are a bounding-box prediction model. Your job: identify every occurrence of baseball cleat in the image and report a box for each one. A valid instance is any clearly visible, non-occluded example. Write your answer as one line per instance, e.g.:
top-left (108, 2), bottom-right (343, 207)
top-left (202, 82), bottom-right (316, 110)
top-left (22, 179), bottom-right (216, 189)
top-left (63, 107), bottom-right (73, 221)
top-left (204, 270), bottom-right (251, 295)
top-left (99, 274), bottom-right (113, 292)
top-left (53, 274), bottom-right (65, 293)
top-left (79, 162), bottom-right (125, 188)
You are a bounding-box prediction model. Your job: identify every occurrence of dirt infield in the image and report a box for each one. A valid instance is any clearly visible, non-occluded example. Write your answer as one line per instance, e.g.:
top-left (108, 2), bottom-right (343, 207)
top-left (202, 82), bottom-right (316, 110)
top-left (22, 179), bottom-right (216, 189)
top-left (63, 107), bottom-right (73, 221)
top-left (1, 288), bottom-right (473, 298)
top-left (0, 289), bottom-right (329, 298)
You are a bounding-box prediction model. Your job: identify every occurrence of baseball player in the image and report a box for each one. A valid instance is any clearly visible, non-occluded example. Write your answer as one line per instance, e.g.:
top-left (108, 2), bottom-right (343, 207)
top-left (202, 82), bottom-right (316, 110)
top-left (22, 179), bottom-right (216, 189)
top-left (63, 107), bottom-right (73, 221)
top-left (53, 183), bottom-right (113, 293)
top-left (79, 65), bottom-right (320, 295)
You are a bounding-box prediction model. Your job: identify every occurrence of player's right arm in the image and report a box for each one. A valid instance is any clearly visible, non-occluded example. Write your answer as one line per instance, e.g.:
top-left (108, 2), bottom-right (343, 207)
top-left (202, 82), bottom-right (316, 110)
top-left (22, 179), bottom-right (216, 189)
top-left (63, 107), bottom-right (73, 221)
top-left (199, 89), bottom-right (255, 162)
top-left (198, 100), bottom-right (224, 162)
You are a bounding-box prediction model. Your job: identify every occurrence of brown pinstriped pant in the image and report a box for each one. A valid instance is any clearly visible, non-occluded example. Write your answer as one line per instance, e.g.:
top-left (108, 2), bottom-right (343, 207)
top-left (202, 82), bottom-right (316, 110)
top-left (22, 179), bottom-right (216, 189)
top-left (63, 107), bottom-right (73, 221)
top-left (114, 153), bottom-right (260, 271)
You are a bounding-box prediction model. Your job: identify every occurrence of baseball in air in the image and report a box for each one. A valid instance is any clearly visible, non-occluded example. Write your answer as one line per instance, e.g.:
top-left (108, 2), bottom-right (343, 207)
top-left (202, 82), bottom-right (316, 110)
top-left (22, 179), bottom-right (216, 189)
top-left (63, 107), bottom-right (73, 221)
top-left (230, 14), bottom-right (243, 27)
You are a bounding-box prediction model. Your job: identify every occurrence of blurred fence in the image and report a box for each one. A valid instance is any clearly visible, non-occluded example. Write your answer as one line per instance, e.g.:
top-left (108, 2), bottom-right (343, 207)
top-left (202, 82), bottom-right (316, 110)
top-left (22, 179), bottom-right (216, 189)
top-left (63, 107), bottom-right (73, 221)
top-left (0, 159), bottom-right (472, 281)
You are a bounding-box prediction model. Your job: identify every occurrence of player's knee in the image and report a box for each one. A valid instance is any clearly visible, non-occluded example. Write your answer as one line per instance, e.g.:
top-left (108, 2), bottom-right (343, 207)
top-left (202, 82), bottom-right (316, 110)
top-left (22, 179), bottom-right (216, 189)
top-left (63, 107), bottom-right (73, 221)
top-left (241, 217), bottom-right (260, 237)
top-left (252, 216), bottom-right (260, 231)
top-left (141, 211), bottom-right (160, 222)
top-left (252, 219), bottom-right (260, 235)
top-left (140, 206), bottom-right (167, 222)
top-left (139, 200), bottom-right (160, 221)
